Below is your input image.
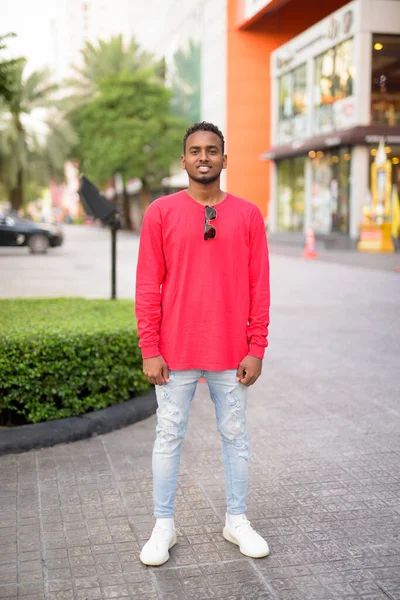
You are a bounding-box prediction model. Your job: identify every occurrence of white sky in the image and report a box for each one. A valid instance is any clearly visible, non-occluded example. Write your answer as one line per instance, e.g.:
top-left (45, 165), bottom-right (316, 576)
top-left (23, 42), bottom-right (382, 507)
top-left (0, 0), bottom-right (169, 77)
top-left (1, 0), bottom-right (58, 72)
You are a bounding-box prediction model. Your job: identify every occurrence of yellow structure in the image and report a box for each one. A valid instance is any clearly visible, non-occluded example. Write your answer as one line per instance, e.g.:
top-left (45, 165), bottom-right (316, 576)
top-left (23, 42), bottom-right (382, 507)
top-left (358, 139), bottom-right (395, 253)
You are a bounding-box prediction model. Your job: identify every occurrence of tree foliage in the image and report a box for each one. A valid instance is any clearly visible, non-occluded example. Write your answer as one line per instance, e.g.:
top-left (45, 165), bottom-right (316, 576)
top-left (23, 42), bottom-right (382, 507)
top-left (72, 71), bottom-right (186, 225)
top-left (170, 39), bottom-right (201, 124)
top-left (0, 60), bottom-right (76, 210)
top-left (0, 33), bottom-right (23, 103)
top-left (64, 35), bottom-right (165, 110)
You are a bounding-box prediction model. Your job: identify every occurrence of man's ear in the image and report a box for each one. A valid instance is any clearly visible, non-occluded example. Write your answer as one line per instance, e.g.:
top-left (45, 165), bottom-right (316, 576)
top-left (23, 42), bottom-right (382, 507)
top-left (181, 155), bottom-right (186, 170)
top-left (223, 154), bottom-right (228, 169)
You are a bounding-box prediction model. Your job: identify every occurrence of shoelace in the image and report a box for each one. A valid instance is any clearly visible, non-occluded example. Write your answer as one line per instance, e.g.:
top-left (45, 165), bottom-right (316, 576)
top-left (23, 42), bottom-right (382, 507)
top-left (232, 517), bottom-right (255, 535)
top-left (152, 525), bottom-right (174, 541)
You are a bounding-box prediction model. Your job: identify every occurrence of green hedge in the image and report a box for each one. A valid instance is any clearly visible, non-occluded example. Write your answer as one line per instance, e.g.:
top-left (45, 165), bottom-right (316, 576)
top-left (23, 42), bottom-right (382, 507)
top-left (0, 298), bottom-right (149, 425)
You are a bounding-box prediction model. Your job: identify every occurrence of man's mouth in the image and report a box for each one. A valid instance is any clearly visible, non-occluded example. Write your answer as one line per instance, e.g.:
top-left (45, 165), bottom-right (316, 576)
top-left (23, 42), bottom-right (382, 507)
top-left (198, 166), bottom-right (211, 173)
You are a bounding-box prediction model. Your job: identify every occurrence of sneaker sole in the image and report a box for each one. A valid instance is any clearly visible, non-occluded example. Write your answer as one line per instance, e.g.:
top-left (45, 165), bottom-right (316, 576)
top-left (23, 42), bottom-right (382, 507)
top-left (139, 532), bottom-right (177, 566)
top-left (222, 526), bottom-right (270, 559)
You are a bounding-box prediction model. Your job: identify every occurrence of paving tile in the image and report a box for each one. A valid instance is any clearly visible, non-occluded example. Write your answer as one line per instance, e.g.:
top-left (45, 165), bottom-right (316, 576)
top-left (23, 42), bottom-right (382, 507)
top-left (2, 255), bottom-right (400, 600)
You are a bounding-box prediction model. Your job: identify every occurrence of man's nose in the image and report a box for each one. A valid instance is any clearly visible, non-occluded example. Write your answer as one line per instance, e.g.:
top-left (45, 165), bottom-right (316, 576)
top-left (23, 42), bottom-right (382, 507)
top-left (199, 150), bottom-right (208, 161)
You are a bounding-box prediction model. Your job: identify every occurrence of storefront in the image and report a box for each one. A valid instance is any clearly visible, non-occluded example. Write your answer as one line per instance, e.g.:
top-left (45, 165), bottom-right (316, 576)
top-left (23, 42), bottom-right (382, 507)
top-left (264, 0), bottom-right (400, 242)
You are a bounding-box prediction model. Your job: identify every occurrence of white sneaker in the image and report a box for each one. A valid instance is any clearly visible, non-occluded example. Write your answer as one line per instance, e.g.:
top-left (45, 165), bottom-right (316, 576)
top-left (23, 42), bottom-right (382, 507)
top-left (139, 522), bottom-right (177, 566)
top-left (223, 514), bottom-right (270, 558)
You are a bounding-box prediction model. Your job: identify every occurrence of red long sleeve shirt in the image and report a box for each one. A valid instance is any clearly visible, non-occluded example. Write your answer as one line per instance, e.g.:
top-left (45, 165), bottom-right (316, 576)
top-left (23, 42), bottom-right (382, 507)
top-left (135, 190), bottom-right (270, 371)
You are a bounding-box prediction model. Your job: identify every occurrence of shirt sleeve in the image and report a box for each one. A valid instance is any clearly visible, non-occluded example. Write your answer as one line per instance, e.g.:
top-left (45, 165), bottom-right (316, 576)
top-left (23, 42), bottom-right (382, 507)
top-left (135, 203), bottom-right (166, 359)
top-left (247, 208), bottom-right (270, 359)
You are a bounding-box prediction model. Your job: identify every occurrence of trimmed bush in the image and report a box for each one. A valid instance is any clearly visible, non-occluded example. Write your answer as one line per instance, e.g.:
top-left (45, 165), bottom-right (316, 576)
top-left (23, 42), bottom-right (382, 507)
top-left (0, 298), bottom-right (149, 426)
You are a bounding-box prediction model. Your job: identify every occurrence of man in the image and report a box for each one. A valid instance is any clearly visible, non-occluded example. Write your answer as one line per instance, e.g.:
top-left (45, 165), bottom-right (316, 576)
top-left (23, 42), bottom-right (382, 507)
top-left (135, 121), bottom-right (270, 566)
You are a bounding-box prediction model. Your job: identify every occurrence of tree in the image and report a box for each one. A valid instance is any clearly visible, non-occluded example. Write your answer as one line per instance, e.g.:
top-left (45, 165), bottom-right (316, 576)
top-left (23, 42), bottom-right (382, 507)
top-left (0, 33), bottom-right (22, 103)
top-left (0, 61), bottom-right (76, 211)
top-left (72, 71), bottom-right (186, 229)
top-left (170, 39), bottom-right (201, 124)
top-left (64, 35), bottom-right (165, 110)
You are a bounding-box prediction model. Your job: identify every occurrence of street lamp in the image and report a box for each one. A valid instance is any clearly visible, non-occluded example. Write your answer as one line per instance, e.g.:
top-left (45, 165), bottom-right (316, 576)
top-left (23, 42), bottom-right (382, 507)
top-left (78, 175), bottom-right (121, 300)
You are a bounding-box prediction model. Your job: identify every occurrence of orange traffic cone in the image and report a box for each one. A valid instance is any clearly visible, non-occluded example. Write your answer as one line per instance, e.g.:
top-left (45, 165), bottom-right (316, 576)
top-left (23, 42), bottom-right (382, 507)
top-left (302, 227), bottom-right (318, 259)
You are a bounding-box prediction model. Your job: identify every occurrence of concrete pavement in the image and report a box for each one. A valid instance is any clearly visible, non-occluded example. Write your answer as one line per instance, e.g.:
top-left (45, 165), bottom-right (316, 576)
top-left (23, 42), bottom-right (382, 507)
top-left (1, 225), bottom-right (400, 599)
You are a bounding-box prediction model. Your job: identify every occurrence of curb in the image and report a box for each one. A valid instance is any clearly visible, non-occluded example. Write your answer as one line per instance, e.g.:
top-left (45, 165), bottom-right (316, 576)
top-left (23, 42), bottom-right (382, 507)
top-left (0, 388), bottom-right (157, 456)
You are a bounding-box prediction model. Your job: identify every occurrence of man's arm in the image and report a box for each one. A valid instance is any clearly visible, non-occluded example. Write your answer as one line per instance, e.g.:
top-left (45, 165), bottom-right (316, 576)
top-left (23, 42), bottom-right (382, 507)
top-left (135, 204), bottom-right (167, 382)
top-left (237, 208), bottom-right (270, 387)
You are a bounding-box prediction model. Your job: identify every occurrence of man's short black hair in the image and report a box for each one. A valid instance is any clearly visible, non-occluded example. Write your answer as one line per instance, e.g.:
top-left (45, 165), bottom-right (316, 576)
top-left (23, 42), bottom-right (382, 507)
top-left (183, 121), bottom-right (225, 154)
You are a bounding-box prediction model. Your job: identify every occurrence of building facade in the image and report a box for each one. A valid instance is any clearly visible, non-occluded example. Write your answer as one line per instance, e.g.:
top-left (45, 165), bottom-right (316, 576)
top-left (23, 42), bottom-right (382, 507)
top-left (265, 0), bottom-right (400, 243)
top-left (190, 0), bottom-right (400, 244)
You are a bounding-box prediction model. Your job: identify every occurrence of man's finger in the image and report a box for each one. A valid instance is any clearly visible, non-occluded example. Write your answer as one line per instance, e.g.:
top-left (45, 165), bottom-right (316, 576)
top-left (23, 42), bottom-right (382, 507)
top-left (162, 365), bottom-right (170, 383)
top-left (154, 373), bottom-right (165, 385)
top-left (240, 371), bottom-right (252, 386)
top-left (236, 364), bottom-right (245, 381)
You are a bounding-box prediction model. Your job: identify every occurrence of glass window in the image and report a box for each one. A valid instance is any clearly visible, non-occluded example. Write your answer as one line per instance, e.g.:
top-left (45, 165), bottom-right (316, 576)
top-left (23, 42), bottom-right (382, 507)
top-left (277, 158), bottom-right (305, 231)
top-left (278, 72), bottom-right (293, 143)
top-left (293, 64), bottom-right (307, 138)
top-left (279, 72), bottom-right (292, 120)
top-left (311, 148), bottom-right (351, 233)
top-left (278, 64), bottom-right (307, 144)
top-left (371, 34), bottom-right (400, 126)
top-left (314, 39), bottom-right (355, 134)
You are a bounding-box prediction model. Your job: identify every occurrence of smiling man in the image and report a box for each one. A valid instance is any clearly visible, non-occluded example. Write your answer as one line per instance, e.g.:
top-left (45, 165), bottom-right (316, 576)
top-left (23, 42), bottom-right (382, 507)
top-left (135, 121), bottom-right (270, 566)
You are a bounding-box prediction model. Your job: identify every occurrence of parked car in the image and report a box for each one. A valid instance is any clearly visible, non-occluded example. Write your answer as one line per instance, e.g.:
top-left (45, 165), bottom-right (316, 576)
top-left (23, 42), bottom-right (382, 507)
top-left (0, 215), bottom-right (63, 254)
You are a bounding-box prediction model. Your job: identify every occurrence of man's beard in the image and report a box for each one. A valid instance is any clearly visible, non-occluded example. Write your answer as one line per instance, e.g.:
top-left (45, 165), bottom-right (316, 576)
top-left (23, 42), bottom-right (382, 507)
top-left (187, 170), bottom-right (221, 185)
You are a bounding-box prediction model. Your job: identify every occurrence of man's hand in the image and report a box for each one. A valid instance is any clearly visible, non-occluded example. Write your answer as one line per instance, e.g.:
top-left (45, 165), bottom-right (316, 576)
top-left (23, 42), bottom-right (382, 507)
top-left (236, 355), bottom-right (262, 387)
top-left (143, 356), bottom-right (170, 386)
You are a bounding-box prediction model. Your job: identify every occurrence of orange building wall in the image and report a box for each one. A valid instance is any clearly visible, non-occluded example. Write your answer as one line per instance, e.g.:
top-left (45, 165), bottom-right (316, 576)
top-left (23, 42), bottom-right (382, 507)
top-left (226, 0), bottom-right (350, 217)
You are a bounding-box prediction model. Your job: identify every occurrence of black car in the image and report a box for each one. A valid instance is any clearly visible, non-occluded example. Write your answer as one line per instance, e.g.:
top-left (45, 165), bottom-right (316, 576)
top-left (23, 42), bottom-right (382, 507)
top-left (0, 215), bottom-right (63, 253)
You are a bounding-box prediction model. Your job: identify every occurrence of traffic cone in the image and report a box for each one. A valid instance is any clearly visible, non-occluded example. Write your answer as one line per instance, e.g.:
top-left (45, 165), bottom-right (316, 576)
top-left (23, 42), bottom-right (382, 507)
top-left (302, 227), bottom-right (318, 259)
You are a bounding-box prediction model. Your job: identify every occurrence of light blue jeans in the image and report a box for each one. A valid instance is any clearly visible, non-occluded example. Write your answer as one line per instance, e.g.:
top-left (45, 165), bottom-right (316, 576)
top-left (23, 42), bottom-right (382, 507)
top-left (153, 369), bottom-right (250, 518)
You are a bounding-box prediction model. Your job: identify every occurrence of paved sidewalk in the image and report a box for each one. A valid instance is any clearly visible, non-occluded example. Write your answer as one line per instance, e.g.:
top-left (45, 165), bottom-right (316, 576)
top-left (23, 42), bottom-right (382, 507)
top-left (1, 255), bottom-right (400, 600)
top-left (268, 242), bottom-right (400, 273)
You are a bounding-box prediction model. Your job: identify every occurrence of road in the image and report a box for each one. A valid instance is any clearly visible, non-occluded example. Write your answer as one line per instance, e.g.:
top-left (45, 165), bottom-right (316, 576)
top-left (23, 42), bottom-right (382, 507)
top-left (1, 224), bottom-right (400, 599)
top-left (0, 225), bottom-right (141, 299)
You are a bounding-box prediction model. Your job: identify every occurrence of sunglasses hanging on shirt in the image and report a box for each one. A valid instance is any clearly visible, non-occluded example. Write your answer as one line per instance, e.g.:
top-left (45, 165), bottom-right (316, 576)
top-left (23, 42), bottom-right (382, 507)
top-left (204, 205), bottom-right (217, 240)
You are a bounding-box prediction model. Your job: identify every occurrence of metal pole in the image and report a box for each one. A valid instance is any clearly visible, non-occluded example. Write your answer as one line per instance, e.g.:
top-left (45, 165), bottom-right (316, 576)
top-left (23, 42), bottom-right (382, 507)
top-left (111, 226), bottom-right (117, 300)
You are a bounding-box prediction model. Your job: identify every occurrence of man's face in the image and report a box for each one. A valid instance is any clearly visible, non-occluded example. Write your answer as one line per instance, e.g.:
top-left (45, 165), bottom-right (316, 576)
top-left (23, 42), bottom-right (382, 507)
top-left (181, 130), bottom-right (227, 185)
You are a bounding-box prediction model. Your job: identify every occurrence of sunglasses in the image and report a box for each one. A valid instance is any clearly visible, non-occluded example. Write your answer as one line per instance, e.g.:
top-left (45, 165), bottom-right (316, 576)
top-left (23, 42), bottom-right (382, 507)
top-left (204, 205), bottom-right (217, 240)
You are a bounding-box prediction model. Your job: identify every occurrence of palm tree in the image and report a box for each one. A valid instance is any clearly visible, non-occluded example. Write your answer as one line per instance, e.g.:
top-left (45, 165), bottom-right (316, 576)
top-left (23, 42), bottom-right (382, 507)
top-left (64, 35), bottom-right (165, 229)
top-left (0, 33), bottom-right (22, 103)
top-left (0, 60), bottom-right (76, 211)
top-left (64, 35), bottom-right (165, 110)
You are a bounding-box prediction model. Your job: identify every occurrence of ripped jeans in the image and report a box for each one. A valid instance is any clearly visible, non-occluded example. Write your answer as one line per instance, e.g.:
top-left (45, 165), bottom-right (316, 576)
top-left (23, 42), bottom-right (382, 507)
top-left (153, 370), bottom-right (250, 518)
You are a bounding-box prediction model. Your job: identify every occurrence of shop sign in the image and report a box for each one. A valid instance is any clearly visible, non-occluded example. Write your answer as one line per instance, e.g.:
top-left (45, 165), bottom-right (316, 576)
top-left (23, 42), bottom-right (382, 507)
top-left (366, 135), bottom-right (400, 144)
top-left (327, 18), bottom-right (340, 40)
top-left (274, 7), bottom-right (354, 73)
top-left (333, 96), bottom-right (355, 130)
top-left (325, 136), bottom-right (341, 147)
top-left (360, 228), bottom-right (382, 242)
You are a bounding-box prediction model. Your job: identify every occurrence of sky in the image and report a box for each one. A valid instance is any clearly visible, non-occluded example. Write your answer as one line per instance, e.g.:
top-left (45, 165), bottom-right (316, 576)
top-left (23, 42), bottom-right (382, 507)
top-left (1, 0), bottom-right (58, 73)
top-left (0, 0), bottom-right (169, 78)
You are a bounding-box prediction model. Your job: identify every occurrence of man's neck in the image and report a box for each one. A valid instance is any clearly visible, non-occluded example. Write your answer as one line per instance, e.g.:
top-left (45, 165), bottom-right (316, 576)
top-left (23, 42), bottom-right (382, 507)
top-left (186, 179), bottom-right (226, 206)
